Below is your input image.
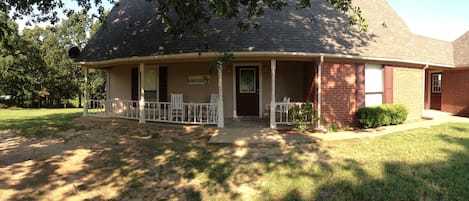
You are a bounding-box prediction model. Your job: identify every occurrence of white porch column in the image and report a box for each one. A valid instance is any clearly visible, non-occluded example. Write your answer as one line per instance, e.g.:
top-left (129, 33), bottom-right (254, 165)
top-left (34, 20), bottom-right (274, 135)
top-left (139, 63), bottom-right (146, 123)
top-left (105, 69), bottom-right (111, 116)
top-left (83, 67), bottom-right (89, 116)
top-left (217, 64), bottom-right (224, 128)
top-left (317, 56), bottom-right (324, 128)
top-left (270, 59), bottom-right (277, 128)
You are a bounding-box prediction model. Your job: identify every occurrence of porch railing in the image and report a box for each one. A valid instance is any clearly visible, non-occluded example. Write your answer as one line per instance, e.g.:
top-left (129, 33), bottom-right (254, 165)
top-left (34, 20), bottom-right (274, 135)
top-left (273, 102), bottom-right (308, 125)
top-left (144, 101), bottom-right (217, 124)
top-left (88, 100), bottom-right (107, 116)
top-left (87, 99), bottom-right (217, 125)
top-left (109, 100), bottom-right (140, 120)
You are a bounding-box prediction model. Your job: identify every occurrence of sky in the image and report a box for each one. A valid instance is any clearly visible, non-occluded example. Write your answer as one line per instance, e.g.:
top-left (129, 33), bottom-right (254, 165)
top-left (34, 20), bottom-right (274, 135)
top-left (15, 0), bottom-right (114, 33)
top-left (15, 0), bottom-right (469, 41)
top-left (387, 0), bottom-right (469, 41)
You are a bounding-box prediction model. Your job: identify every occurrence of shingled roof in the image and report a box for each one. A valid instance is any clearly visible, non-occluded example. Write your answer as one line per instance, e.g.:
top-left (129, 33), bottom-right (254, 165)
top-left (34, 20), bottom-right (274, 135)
top-left (78, 0), bottom-right (457, 67)
top-left (453, 31), bottom-right (469, 67)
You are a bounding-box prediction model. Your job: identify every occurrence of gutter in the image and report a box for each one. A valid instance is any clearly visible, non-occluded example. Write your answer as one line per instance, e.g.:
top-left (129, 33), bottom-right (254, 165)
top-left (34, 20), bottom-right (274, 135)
top-left (317, 55), bottom-right (324, 129)
top-left (75, 52), bottom-right (456, 69)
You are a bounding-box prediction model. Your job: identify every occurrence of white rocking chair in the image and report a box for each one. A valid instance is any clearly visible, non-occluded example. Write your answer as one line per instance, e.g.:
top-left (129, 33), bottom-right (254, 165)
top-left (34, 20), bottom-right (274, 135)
top-left (170, 93), bottom-right (184, 121)
top-left (276, 96), bottom-right (290, 122)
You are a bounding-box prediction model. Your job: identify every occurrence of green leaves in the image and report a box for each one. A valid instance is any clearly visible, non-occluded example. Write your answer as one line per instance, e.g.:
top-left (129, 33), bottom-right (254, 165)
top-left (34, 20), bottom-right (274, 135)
top-left (289, 102), bottom-right (319, 132)
top-left (357, 104), bottom-right (408, 129)
top-left (0, 11), bottom-right (104, 107)
top-left (326, 0), bottom-right (367, 32)
top-left (2, 0), bottom-right (368, 47)
top-left (209, 52), bottom-right (234, 74)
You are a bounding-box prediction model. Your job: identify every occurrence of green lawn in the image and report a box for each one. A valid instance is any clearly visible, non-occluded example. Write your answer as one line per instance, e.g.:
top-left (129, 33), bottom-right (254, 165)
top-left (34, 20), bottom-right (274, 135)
top-left (258, 123), bottom-right (469, 200)
top-left (0, 109), bottom-right (468, 200)
top-left (0, 108), bottom-right (82, 138)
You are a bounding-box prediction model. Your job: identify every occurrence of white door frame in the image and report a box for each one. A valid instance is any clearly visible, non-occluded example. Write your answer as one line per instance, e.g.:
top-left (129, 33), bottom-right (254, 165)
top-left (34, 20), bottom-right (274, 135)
top-left (427, 70), bottom-right (442, 109)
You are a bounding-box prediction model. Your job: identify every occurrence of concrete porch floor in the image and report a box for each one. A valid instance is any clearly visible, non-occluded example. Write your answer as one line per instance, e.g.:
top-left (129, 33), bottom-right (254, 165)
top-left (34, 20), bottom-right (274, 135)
top-left (209, 110), bottom-right (469, 145)
top-left (209, 118), bottom-right (318, 146)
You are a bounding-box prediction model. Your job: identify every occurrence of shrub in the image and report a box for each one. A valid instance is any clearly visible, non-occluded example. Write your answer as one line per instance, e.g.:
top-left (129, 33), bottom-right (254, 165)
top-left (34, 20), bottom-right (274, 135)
top-left (357, 104), bottom-right (408, 128)
top-left (289, 102), bottom-right (319, 132)
top-left (381, 104), bottom-right (408, 125)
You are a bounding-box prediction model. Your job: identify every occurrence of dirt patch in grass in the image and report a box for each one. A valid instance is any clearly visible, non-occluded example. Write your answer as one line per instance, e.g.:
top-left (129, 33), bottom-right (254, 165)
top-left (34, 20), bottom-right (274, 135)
top-left (2, 116), bottom-right (469, 201)
top-left (0, 117), bottom-right (321, 200)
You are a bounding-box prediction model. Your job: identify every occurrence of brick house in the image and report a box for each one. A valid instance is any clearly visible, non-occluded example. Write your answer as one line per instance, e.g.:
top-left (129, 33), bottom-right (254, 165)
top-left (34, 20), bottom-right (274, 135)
top-left (425, 32), bottom-right (469, 117)
top-left (76, 0), bottom-right (469, 128)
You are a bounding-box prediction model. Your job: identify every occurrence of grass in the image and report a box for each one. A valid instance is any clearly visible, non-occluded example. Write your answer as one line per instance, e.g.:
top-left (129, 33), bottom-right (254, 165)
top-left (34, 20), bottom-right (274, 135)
top-left (0, 108), bottom-right (82, 138)
top-left (0, 109), bottom-right (468, 200)
top-left (256, 123), bottom-right (469, 200)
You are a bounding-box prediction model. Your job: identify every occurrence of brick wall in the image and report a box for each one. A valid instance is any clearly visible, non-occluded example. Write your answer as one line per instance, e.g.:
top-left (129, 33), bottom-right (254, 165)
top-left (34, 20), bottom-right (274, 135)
top-left (392, 67), bottom-right (423, 120)
top-left (321, 62), bottom-right (361, 127)
top-left (441, 69), bottom-right (469, 117)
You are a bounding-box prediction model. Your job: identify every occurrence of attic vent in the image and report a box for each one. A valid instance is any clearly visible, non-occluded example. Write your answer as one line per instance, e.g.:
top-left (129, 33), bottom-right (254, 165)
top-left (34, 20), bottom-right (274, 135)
top-left (310, 15), bottom-right (318, 23)
top-left (381, 21), bottom-right (387, 28)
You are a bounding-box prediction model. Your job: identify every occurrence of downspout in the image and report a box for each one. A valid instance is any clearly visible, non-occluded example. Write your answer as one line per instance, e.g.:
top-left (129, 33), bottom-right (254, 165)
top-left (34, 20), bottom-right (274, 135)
top-left (422, 64), bottom-right (429, 118)
top-left (317, 56), bottom-right (324, 128)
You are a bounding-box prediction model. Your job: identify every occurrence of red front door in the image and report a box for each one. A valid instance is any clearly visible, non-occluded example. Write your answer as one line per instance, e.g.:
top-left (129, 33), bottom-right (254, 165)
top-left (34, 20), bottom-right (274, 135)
top-left (236, 66), bottom-right (259, 116)
top-left (430, 73), bottom-right (442, 110)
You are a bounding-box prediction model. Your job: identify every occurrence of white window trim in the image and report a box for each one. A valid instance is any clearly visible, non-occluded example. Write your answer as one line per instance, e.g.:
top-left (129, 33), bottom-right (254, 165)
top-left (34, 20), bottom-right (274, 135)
top-left (431, 73), bottom-right (441, 94)
top-left (365, 64), bottom-right (384, 107)
top-left (143, 65), bottom-right (159, 102)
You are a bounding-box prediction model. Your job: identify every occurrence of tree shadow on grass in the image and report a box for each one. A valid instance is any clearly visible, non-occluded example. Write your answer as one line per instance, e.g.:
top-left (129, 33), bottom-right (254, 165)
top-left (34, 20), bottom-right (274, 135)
top-left (1, 116), bottom-right (326, 200)
top-left (304, 124), bottom-right (469, 201)
top-left (3, 118), bottom-right (468, 200)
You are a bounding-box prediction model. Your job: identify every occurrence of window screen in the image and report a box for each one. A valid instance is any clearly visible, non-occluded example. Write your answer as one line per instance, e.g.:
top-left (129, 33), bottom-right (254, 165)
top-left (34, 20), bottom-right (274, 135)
top-left (365, 64), bottom-right (383, 107)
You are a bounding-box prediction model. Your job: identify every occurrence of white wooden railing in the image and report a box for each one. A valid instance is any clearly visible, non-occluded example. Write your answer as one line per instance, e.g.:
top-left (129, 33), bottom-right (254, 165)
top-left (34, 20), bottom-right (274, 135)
top-left (109, 100), bottom-right (140, 120)
top-left (87, 99), bottom-right (217, 125)
top-left (144, 101), bottom-right (217, 124)
top-left (88, 100), bottom-right (107, 116)
top-left (274, 102), bottom-right (308, 125)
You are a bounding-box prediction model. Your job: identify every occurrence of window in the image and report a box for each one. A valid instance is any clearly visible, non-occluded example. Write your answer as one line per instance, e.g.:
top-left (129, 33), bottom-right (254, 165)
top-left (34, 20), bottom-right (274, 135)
top-left (239, 68), bottom-right (256, 93)
top-left (365, 64), bottom-right (383, 107)
top-left (144, 66), bottom-right (158, 101)
top-left (432, 73), bottom-right (441, 93)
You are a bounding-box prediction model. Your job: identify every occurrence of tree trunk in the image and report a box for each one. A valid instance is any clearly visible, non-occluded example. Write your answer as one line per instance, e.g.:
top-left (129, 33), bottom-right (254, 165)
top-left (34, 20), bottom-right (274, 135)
top-left (78, 95), bottom-right (82, 108)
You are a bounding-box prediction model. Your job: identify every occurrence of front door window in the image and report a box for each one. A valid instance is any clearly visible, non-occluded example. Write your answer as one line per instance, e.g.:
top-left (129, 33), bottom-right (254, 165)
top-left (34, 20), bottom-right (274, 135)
top-left (432, 73), bottom-right (441, 93)
top-left (239, 68), bottom-right (256, 93)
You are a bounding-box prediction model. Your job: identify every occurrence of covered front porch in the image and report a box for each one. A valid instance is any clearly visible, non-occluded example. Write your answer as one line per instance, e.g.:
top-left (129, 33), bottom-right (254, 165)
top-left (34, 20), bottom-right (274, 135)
top-left (82, 58), bottom-right (322, 128)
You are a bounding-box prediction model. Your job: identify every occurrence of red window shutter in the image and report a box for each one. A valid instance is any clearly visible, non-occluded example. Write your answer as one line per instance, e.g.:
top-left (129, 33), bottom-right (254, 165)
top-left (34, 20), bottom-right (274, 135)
top-left (383, 66), bottom-right (393, 104)
top-left (356, 64), bottom-right (365, 109)
top-left (131, 68), bottom-right (139, 101)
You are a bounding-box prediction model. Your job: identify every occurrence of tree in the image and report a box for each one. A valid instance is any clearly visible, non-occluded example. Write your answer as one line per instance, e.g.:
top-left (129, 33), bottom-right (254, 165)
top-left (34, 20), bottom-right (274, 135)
top-left (0, 11), bottom-right (104, 108)
top-left (0, 15), bottom-right (46, 107)
top-left (2, 0), bottom-right (367, 41)
top-left (29, 11), bottom-right (100, 107)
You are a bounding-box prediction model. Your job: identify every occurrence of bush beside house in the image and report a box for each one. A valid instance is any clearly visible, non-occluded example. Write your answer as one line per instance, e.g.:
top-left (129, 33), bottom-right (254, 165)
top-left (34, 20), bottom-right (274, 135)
top-left (289, 102), bottom-right (319, 132)
top-left (357, 104), bottom-right (408, 128)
